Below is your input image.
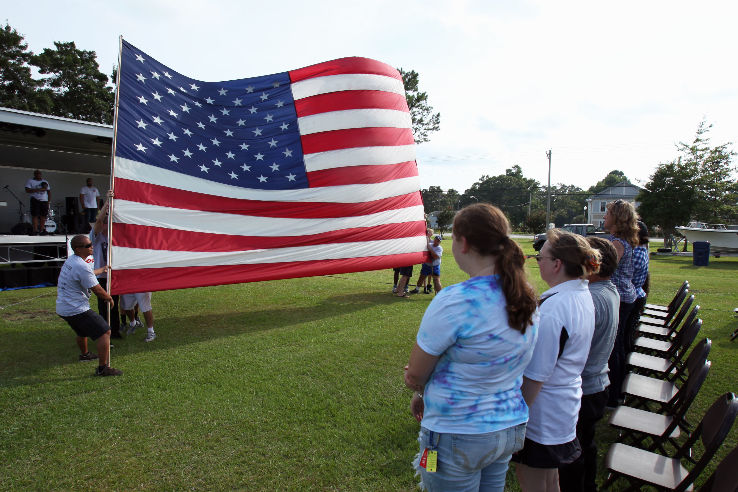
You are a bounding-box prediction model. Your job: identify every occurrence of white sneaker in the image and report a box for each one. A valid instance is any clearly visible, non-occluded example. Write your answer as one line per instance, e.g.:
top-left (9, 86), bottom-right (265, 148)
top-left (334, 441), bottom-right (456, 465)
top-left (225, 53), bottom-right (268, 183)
top-left (144, 332), bottom-right (156, 342)
top-left (126, 320), bottom-right (142, 335)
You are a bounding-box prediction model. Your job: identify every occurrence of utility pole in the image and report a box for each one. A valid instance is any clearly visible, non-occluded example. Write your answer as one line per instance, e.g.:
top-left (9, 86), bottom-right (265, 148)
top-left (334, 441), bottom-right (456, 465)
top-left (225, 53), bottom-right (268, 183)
top-left (546, 149), bottom-right (552, 229)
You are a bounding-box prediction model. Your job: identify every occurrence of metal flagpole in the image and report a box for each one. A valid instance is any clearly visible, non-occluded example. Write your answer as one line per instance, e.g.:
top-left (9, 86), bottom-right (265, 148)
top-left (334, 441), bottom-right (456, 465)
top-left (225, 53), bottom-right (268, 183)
top-left (105, 35), bottom-right (124, 365)
top-left (545, 150), bottom-right (552, 230)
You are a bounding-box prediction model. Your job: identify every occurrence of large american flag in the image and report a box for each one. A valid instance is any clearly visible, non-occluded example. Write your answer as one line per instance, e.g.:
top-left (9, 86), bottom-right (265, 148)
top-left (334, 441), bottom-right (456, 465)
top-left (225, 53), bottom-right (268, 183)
top-left (110, 40), bottom-right (428, 294)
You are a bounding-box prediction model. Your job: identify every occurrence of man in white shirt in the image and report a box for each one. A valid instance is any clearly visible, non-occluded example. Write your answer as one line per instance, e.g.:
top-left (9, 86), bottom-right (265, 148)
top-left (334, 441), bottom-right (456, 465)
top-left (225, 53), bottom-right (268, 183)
top-left (24, 169), bottom-right (51, 235)
top-left (56, 234), bottom-right (122, 376)
top-left (79, 178), bottom-right (101, 224)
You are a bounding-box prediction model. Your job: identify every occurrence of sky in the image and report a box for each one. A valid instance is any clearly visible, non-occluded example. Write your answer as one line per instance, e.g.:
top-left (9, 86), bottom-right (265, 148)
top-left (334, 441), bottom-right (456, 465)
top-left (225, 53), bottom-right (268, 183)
top-left (4, 0), bottom-right (738, 193)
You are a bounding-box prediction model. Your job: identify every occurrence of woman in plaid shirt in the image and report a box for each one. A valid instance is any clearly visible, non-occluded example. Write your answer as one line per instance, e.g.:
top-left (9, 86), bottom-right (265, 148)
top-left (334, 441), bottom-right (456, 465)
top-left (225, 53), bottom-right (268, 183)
top-left (625, 221), bottom-right (650, 353)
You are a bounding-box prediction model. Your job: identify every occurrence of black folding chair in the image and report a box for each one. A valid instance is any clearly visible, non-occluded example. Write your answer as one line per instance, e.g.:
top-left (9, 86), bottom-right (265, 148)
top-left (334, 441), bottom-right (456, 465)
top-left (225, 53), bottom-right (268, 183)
top-left (604, 392), bottom-right (738, 492)
top-left (697, 443), bottom-right (738, 491)
top-left (635, 304), bottom-right (700, 356)
top-left (609, 351), bottom-right (710, 455)
top-left (644, 280), bottom-right (689, 313)
top-left (637, 303), bottom-right (699, 342)
top-left (623, 339), bottom-right (711, 429)
top-left (638, 294), bottom-right (694, 332)
top-left (627, 326), bottom-right (706, 384)
top-left (642, 284), bottom-right (690, 321)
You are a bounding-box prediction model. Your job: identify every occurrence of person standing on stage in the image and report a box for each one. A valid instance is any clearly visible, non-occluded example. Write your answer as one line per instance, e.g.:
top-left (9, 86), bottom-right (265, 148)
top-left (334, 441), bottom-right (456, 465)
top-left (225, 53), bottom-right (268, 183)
top-left (79, 178), bottom-right (101, 224)
top-left (24, 169), bottom-right (51, 235)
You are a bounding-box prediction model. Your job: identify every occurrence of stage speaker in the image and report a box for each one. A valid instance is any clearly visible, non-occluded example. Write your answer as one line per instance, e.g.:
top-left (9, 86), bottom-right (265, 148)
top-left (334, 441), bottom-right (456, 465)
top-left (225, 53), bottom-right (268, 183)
top-left (11, 222), bottom-right (33, 235)
top-left (66, 197), bottom-right (79, 216)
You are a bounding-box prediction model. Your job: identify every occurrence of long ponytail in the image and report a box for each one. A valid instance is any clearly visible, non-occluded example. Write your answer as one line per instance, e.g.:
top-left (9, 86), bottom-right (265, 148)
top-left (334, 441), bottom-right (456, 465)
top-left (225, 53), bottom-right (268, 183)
top-left (453, 204), bottom-right (537, 333)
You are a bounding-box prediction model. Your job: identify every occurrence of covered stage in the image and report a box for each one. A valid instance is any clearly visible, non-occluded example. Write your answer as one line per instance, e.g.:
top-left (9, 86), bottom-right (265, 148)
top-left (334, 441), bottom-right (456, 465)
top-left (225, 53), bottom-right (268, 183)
top-left (1, 107), bottom-right (111, 289)
top-left (0, 234), bottom-right (71, 290)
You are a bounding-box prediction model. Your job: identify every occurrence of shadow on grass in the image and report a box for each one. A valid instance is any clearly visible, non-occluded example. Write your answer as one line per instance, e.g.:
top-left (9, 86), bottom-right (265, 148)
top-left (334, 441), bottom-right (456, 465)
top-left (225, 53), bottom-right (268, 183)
top-left (0, 291), bottom-right (406, 387)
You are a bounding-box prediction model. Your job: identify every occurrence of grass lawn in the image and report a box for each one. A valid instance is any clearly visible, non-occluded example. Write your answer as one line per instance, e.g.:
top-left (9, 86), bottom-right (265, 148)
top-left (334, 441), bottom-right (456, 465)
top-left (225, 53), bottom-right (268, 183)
top-left (1, 238), bottom-right (736, 490)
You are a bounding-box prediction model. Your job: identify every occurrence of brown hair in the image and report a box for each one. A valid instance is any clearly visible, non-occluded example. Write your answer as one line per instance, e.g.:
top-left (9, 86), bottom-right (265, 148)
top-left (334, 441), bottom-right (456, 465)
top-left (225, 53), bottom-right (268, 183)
top-left (453, 203), bottom-right (537, 333)
top-left (606, 199), bottom-right (639, 248)
top-left (587, 236), bottom-right (617, 278)
top-left (546, 229), bottom-right (601, 278)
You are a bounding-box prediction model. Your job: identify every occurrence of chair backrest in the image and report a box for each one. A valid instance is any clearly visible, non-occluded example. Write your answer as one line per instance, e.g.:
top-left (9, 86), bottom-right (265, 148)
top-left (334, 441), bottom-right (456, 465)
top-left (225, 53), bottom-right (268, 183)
top-left (675, 393), bottom-right (738, 492)
top-left (662, 358), bottom-right (710, 437)
top-left (668, 336), bottom-right (711, 387)
top-left (666, 316), bottom-right (702, 363)
top-left (666, 295), bottom-right (696, 335)
top-left (667, 280), bottom-right (690, 312)
top-left (666, 286), bottom-right (691, 322)
top-left (697, 443), bottom-right (738, 492)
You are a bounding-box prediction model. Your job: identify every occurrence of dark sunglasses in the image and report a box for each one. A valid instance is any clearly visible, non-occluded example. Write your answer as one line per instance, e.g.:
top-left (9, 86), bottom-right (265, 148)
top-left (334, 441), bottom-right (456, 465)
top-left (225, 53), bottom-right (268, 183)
top-left (80, 243), bottom-right (93, 248)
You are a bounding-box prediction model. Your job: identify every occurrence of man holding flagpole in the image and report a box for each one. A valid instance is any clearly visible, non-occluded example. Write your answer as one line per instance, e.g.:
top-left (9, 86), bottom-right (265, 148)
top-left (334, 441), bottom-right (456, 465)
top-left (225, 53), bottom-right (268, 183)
top-left (56, 234), bottom-right (122, 376)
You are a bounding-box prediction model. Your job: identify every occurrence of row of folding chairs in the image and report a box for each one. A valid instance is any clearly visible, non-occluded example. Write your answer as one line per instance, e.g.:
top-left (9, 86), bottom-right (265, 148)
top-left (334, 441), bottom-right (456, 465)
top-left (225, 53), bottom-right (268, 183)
top-left (603, 280), bottom-right (738, 491)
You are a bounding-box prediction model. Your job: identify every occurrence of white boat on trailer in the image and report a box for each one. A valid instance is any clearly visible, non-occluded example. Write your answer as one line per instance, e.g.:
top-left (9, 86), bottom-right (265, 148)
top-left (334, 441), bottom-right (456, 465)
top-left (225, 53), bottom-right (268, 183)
top-left (675, 222), bottom-right (738, 253)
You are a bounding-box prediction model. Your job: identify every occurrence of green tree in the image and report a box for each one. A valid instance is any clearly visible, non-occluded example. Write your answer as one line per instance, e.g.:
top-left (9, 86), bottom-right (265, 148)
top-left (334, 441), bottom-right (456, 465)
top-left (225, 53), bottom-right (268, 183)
top-left (637, 121), bottom-right (738, 236)
top-left (588, 170), bottom-right (630, 195)
top-left (0, 23), bottom-right (49, 112)
top-left (31, 41), bottom-right (114, 123)
top-left (421, 185), bottom-right (447, 214)
top-left (464, 165), bottom-right (540, 229)
top-left (398, 68), bottom-right (440, 143)
top-left (435, 209), bottom-right (455, 233)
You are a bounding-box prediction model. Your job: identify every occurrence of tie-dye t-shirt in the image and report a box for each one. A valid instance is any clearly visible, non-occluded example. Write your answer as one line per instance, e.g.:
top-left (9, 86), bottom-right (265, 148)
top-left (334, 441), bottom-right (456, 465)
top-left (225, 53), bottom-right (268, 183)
top-left (416, 275), bottom-right (539, 434)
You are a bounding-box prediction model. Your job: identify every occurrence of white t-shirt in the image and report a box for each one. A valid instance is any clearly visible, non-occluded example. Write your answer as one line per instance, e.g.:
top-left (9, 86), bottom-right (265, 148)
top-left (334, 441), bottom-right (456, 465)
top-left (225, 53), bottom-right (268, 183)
top-left (25, 178), bottom-right (50, 201)
top-left (80, 186), bottom-right (100, 208)
top-left (56, 254), bottom-right (99, 316)
top-left (429, 243), bottom-right (443, 267)
top-left (523, 279), bottom-right (595, 445)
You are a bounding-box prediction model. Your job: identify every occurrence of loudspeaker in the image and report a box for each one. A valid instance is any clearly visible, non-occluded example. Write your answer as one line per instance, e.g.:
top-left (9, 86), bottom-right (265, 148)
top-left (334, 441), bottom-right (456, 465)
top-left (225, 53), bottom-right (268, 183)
top-left (11, 222), bottom-right (33, 235)
top-left (66, 197), bottom-right (79, 216)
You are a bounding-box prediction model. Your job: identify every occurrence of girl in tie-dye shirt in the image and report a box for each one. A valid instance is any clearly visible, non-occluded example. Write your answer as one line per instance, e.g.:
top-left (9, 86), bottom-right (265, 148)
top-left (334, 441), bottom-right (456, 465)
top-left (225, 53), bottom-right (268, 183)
top-left (405, 204), bottom-right (538, 492)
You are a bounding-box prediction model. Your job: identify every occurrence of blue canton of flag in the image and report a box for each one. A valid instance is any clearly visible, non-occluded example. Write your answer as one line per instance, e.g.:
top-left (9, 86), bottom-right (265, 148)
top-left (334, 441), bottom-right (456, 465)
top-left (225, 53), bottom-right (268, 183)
top-left (116, 40), bottom-right (307, 189)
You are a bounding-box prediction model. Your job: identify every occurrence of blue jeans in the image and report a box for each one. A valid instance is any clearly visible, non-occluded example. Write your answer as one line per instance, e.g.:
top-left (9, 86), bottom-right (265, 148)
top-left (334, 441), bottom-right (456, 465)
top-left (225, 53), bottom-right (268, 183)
top-left (415, 423), bottom-right (526, 492)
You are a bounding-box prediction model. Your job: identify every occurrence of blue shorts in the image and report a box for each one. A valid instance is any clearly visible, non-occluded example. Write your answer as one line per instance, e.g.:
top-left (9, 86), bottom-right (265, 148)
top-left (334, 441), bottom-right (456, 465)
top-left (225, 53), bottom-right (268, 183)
top-left (420, 264), bottom-right (441, 276)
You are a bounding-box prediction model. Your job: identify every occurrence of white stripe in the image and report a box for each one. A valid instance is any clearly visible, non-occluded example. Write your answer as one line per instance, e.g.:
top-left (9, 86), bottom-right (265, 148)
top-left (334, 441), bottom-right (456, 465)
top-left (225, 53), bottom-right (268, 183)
top-left (113, 199), bottom-right (425, 237)
top-left (114, 157), bottom-right (420, 202)
top-left (297, 108), bottom-right (411, 136)
top-left (291, 73), bottom-right (405, 100)
top-left (304, 145), bottom-right (416, 172)
top-left (112, 236), bottom-right (427, 270)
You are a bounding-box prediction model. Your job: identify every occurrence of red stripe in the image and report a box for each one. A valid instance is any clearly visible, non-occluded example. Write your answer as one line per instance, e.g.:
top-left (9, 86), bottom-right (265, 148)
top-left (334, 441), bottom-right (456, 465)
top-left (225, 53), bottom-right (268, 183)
top-left (114, 178), bottom-right (422, 218)
top-left (289, 57), bottom-right (401, 83)
top-left (294, 91), bottom-right (409, 117)
top-left (110, 251), bottom-right (426, 295)
top-left (307, 161), bottom-right (418, 187)
top-left (111, 220), bottom-right (427, 252)
top-left (301, 127), bottom-right (414, 155)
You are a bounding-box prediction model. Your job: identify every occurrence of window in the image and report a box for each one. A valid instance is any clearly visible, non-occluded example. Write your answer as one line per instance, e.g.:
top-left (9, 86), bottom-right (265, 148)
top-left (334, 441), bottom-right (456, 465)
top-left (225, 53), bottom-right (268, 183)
top-left (600, 201), bottom-right (607, 212)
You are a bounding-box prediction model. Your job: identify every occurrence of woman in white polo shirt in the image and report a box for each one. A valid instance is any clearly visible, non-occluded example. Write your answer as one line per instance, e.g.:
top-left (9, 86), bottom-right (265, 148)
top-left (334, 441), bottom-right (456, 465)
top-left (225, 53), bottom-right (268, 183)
top-left (513, 229), bottom-right (599, 492)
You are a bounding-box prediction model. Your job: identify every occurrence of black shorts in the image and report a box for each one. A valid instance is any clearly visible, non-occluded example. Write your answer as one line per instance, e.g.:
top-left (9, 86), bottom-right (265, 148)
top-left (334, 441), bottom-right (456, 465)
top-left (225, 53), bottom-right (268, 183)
top-left (398, 265), bottom-right (413, 277)
top-left (511, 437), bottom-right (581, 468)
top-left (60, 310), bottom-right (110, 340)
top-left (30, 198), bottom-right (49, 217)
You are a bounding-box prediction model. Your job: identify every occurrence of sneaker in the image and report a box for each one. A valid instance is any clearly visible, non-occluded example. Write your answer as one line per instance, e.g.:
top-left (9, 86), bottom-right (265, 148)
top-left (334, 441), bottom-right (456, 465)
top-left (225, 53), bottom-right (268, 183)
top-left (392, 286), bottom-right (397, 293)
top-left (409, 288), bottom-right (420, 294)
top-left (95, 365), bottom-right (122, 377)
top-left (79, 351), bottom-right (98, 362)
top-left (144, 332), bottom-right (157, 342)
top-left (126, 320), bottom-right (143, 335)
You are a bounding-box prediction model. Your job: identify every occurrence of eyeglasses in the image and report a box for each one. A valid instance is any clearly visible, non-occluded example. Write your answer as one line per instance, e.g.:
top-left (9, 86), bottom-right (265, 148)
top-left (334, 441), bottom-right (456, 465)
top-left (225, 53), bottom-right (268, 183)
top-left (534, 255), bottom-right (557, 263)
top-left (79, 243), bottom-right (93, 248)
